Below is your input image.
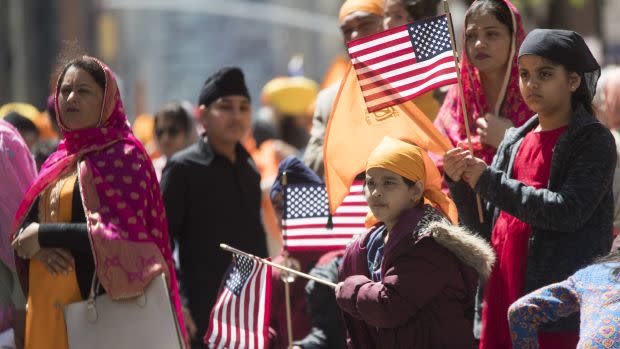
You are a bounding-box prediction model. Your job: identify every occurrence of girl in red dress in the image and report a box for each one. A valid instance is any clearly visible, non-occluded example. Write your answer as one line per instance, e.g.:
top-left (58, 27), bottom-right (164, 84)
top-left (444, 29), bottom-right (614, 349)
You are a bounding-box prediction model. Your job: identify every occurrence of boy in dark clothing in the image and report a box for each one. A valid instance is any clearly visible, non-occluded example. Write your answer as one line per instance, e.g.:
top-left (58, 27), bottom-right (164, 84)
top-left (161, 67), bottom-right (268, 348)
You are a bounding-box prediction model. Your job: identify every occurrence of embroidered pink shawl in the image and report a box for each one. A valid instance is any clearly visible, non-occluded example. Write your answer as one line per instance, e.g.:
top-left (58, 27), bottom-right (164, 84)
top-left (433, 0), bottom-right (532, 164)
top-left (12, 57), bottom-right (185, 338)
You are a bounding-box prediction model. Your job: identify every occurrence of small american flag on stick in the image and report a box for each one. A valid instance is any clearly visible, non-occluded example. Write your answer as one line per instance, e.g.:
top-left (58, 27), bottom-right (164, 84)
top-left (283, 180), bottom-right (368, 251)
top-left (348, 14), bottom-right (458, 112)
top-left (205, 255), bottom-right (272, 349)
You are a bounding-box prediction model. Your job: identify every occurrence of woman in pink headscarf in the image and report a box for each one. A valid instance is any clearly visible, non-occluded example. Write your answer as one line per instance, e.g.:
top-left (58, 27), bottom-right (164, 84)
top-left (433, 0), bottom-right (532, 165)
top-left (0, 120), bottom-right (36, 346)
top-left (10, 56), bottom-right (185, 349)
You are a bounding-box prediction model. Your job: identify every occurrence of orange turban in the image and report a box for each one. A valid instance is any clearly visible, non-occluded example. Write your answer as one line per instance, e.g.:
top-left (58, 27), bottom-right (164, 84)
top-left (366, 137), bottom-right (458, 224)
top-left (339, 0), bottom-right (384, 23)
top-left (132, 113), bottom-right (155, 145)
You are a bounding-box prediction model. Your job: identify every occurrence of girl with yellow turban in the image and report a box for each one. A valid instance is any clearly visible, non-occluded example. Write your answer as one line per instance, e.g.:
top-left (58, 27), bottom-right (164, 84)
top-left (335, 137), bottom-right (495, 348)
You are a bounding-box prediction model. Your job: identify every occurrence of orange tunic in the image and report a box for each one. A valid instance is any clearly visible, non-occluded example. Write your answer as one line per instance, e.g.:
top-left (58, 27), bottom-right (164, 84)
top-left (25, 171), bottom-right (83, 349)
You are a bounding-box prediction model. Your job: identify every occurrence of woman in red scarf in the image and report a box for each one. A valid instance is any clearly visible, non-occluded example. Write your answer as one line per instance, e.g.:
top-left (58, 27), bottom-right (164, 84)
top-left (434, 0), bottom-right (532, 165)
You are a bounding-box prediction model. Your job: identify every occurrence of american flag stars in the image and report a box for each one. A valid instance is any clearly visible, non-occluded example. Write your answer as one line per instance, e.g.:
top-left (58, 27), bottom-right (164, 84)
top-left (282, 181), bottom-right (369, 251)
top-left (286, 185), bottom-right (329, 219)
top-left (408, 16), bottom-right (452, 62)
top-left (226, 256), bottom-right (254, 295)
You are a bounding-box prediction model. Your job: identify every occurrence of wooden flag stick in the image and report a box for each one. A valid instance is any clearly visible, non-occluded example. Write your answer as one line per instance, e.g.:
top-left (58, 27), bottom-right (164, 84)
top-left (283, 268), bottom-right (294, 348)
top-left (444, 0), bottom-right (484, 223)
top-left (280, 172), bottom-right (295, 348)
top-left (220, 244), bottom-right (338, 288)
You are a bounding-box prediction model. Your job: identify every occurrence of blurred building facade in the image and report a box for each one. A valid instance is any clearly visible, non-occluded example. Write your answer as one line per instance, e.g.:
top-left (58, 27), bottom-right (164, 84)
top-left (1, 0), bottom-right (618, 115)
top-left (0, 0), bottom-right (96, 111)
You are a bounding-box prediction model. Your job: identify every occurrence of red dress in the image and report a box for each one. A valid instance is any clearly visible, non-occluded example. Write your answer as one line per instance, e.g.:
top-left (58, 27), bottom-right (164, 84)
top-left (479, 126), bottom-right (579, 349)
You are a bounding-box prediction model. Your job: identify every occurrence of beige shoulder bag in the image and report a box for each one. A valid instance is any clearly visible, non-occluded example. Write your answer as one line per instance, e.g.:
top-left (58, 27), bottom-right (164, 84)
top-left (64, 273), bottom-right (186, 349)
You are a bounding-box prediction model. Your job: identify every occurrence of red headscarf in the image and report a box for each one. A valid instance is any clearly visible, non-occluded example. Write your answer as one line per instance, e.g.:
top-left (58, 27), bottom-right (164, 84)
top-left (434, 0), bottom-right (532, 164)
top-left (12, 56), bottom-right (185, 338)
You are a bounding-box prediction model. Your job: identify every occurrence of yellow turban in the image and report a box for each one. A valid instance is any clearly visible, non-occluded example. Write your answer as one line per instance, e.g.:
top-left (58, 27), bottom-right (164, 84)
top-left (0, 102), bottom-right (57, 139)
top-left (366, 137), bottom-right (458, 224)
top-left (261, 76), bottom-right (319, 116)
top-left (339, 0), bottom-right (384, 23)
top-left (0, 102), bottom-right (40, 121)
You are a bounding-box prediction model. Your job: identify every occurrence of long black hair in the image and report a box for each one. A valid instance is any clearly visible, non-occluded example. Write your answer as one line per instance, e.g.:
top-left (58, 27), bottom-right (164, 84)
top-left (572, 71), bottom-right (596, 115)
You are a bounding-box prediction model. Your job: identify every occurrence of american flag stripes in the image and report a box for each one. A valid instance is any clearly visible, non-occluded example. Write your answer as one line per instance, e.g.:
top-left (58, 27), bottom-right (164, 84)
top-left (283, 180), bottom-right (369, 251)
top-left (205, 255), bottom-right (272, 349)
top-left (348, 14), bottom-right (458, 112)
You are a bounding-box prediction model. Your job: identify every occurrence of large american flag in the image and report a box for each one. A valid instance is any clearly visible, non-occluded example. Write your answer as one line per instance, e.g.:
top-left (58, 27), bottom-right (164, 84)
top-left (348, 14), bottom-right (458, 112)
top-left (283, 180), bottom-right (369, 251)
top-left (205, 255), bottom-right (272, 349)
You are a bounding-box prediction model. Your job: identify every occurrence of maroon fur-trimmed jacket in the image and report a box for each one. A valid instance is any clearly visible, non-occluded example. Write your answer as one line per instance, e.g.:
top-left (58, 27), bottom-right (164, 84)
top-left (336, 206), bottom-right (495, 348)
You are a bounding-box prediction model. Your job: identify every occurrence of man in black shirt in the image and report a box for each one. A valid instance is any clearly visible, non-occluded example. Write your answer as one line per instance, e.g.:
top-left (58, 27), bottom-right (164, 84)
top-left (161, 67), bottom-right (268, 348)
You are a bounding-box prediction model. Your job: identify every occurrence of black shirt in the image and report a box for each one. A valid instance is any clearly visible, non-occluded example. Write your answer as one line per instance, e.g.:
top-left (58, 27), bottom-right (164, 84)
top-left (161, 137), bottom-right (268, 343)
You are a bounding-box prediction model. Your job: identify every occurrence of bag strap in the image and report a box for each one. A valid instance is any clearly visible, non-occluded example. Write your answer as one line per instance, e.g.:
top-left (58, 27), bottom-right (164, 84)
top-left (87, 274), bottom-right (102, 302)
top-left (85, 274), bottom-right (101, 323)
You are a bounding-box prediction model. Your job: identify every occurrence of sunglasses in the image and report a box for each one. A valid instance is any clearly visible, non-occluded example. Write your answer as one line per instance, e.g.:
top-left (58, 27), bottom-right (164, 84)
top-left (155, 126), bottom-right (181, 138)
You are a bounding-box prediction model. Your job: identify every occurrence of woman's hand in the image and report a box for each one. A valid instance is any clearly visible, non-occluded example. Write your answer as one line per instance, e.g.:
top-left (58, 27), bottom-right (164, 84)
top-left (476, 113), bottom-right (513, 149)
top-left (463, 156), bottom-right (488, 189)
top-left (12, 223), bottom-right (41, 259)
top-left (443, 147), bottom-right (470, 182)
top-left (33, 248), bottom-right (74, 275)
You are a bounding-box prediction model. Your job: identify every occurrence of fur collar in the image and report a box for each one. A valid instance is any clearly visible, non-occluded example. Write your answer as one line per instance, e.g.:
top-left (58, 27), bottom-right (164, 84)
top-left (422, 220), bottom-right (496, 285)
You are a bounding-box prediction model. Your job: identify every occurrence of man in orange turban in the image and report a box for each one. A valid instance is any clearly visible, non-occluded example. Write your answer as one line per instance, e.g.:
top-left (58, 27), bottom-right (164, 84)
top-left (303, 0), bottom-right (385, 178)
top-left (338, 0), bottom-right (384, 42)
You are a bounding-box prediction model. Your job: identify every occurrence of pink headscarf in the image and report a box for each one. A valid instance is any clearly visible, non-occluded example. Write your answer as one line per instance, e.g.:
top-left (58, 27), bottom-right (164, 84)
top-left (12, 56), bottom-right (185, 338)
top-left (0, 120), bottom-right (37, 270)
top-left (433, 0), bottom-right (532, 164)
top-left (0, 120), bottom-right (36, 332)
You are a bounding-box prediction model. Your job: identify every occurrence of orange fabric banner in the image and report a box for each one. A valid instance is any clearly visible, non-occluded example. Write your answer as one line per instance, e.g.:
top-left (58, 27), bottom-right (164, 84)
top-left (324, 65), bottom-right (453, 213)
top-left (320, 56), bottom-right (349, 90)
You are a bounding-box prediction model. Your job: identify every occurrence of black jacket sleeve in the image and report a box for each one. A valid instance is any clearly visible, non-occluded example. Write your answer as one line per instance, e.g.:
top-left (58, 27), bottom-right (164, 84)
top-left (160, 158), bottom-right (189, 307)
top-left (33, 178), bottom-right (90, 252)
top-left (446, 176), bottom-right (493, 239)
top-left (294, 257), bottom-right (346, 349)
top-left (38, 223), bottom-right (90, 252)
top-left (161, 158), bottom-right (187, 250)
top-left (475, 125), bottom-right (616, 232)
